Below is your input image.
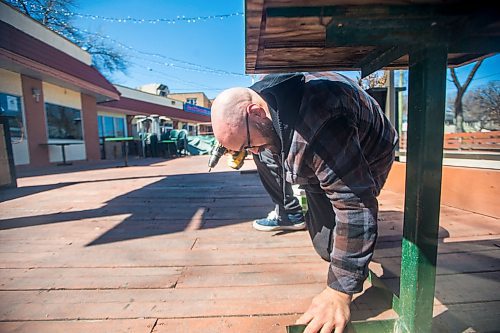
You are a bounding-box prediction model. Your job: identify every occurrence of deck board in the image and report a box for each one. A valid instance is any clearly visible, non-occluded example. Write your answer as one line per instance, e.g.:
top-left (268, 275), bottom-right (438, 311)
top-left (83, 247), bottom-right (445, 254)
top-left (0, 319), bottom-right (156, 333)
top-left (1, 156), bottom-right (499, 332)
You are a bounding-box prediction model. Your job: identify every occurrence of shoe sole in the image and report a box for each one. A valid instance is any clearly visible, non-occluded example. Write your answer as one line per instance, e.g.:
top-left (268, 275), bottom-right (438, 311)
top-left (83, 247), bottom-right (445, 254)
top-left (252, 221), bottom-right (306, 232)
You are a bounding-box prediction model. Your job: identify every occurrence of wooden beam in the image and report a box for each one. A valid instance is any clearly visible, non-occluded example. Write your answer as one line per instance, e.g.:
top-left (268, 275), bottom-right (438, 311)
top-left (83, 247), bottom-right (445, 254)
top-left (265, 5), bottom-right (498, 48)
top-left (357, 46), bottom-right (407, 78)
top-left (449, 36), bottom-right (500, 54)
top-left (245, 0), bottom-right (265, 73)
top-left (325, 21), bottom-right (452, 47)
top-left (265, 5), bottom-right (473, 20)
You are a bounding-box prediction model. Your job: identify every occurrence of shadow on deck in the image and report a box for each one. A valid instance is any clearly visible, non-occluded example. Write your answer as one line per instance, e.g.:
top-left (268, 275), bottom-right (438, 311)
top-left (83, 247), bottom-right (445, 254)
top-left (0, 156), bottom-right (498, 332)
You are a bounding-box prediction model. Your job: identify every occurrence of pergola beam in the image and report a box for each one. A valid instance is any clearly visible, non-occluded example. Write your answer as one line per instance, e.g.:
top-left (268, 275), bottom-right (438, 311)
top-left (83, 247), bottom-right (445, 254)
top-left (449, 36), bottom-right (500, 54)
top-left (358, 46), bottom-right (407, 78)
top-left (265, 5), bottom-right (472, 19)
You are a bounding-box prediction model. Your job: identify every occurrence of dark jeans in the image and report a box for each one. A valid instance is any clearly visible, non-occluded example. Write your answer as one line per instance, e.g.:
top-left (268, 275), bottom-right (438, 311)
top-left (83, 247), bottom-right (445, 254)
top-left (254, 147), bottom-right (395, 262)
top-left (253, 149), bottom-right (303, 225)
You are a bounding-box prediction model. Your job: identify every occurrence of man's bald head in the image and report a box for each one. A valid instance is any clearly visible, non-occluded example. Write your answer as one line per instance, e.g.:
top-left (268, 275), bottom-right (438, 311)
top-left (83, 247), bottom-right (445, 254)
top-left (211, 87), bottom-right (277, 153)
top-left (211, 87), bottom-right (253, 150)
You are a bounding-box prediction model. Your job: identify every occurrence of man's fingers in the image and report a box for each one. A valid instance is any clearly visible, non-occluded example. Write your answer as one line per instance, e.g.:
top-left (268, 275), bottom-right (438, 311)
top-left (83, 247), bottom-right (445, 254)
top-left (303, 319), bottom-right (322, 333)
top-left (320, 322), bottom-right (335, 333)
top-left (295, 312), bottom-right (313, 325)
top-left (333, 322), bottom-right (346, 333)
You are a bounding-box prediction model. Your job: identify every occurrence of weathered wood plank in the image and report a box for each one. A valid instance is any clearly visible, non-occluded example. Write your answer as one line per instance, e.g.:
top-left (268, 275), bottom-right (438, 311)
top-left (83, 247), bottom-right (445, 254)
top-left (432, 301), bottom-right (500, 333)
top-left (154, 315), bottom-right (300, 333)
top-left (176, 262), bottom-right (328, 288)
top-left (0, 246), bottom-right (320, 269)
top-left (371, 249), bottom-right (500, 278)
top-left (0, 284), bottom-right (324, 321)
top-left (0, 267), bottom-right (183, 290)
top-left (377, 271), bottom-right (500, 305)
top-left (0, 319), bottom-right (156, 333)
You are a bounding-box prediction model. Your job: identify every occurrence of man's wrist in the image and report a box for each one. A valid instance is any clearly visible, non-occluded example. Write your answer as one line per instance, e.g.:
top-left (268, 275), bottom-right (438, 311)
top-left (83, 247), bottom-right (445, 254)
top-left (325, 286), bottom-right (353, 304)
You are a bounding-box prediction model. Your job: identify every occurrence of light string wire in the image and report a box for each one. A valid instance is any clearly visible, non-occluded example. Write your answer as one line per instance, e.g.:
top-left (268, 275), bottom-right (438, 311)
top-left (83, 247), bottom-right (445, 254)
top-left (11, 0), bottom-right (248, 78)
top-left (23, 2), bottom-right (243, 24)
top-left (59, 24), bottom-right (247, 78)
top-left (80, 29), bottom-right (246, 76)
top-left (125, 60), bottom-right (216, 90)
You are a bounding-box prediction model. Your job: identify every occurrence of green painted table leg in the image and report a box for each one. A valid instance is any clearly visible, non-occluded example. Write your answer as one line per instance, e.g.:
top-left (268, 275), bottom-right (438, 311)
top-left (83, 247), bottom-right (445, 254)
top-left (397, 45), bottom-right (448, 333)
top-left (286, 324), bottom-right (306, 333)
top-left (286, 320), bottom-right (396, 333)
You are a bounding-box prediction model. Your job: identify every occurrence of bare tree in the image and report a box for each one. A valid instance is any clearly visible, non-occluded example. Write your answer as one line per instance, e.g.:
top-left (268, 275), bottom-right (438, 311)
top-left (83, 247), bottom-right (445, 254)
top-left (445, 94), bottom-right (456, 124)
top-left (450, 60), bottom-right (483, 132)
top-left (6, 0), bottom-right (127, 78)
top-left (464, 82), bottom-right (500, 131)
top-left (78, 32), bottom-right (128, 77)
top-left (357, 71), bottom-right (387, 90)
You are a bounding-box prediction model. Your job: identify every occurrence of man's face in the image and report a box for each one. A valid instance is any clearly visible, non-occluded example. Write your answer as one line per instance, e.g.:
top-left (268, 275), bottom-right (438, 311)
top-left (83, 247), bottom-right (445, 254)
top-left (211, 91), bottom-right (281, 154)
top-left (246, 115), bottom-right (280, 154)
top-left (215, 110), bottom-right (279, 154)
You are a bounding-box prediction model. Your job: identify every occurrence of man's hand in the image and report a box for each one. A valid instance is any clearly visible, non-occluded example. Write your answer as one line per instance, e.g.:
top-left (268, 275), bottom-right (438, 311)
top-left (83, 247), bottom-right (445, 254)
top-left (295, 287), bottom-right (352, 333)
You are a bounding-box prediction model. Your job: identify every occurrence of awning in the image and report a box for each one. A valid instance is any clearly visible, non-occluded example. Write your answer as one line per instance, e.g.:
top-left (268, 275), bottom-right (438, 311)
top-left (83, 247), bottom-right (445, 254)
top-left (99, 97), bottom-right (211, 124)
top-left (0, 20), bottom-right (120, 102)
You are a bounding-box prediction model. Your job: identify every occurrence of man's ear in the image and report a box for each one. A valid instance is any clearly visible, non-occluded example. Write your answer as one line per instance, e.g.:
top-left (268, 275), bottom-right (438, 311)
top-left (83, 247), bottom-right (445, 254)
top-left (247, 104), bottom-right (267, 118)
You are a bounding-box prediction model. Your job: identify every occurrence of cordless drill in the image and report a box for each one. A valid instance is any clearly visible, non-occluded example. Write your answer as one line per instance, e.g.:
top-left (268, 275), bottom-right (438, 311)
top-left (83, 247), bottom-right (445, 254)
top-left (208, 142), bottom-right (227, 171)
top-left (227, 150), bottom-right (247, 170)
top-left (208, 142), bottom-right (247, 171)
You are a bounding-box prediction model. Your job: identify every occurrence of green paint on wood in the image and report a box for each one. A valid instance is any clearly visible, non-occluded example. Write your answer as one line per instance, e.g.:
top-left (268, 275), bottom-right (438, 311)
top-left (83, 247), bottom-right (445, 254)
top-left (397, 45), bottom-right (448, 333)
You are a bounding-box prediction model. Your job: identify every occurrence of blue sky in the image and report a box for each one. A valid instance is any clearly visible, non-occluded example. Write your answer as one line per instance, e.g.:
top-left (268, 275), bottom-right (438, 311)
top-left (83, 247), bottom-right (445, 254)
top-left (74, 1), bottom-right (499, 99)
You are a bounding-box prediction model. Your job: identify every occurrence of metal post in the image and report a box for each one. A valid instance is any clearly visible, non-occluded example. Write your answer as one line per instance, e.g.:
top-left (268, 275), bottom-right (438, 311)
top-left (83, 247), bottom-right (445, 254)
top-left (385, 70), bottom-right (396, 127)
top-left (124, 141), bottom-right (129, 167)
top-left (397, 45), bottom-right (448, 332)
top-left (61, 144), bottom-right (67, 164)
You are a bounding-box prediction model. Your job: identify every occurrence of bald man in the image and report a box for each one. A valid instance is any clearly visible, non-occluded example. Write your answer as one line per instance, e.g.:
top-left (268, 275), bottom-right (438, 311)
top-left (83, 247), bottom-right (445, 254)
top-left (211, 73), bottom-right (398, 333)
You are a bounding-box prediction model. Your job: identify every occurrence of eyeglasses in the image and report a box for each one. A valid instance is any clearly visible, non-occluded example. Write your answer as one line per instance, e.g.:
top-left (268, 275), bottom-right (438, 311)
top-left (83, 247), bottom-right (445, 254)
top-left (242, 110), bottom-right (257, 151)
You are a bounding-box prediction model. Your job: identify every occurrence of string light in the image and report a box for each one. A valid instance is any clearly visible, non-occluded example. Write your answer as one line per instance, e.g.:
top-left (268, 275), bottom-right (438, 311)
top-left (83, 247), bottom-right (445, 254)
top-left (67, 26), bottom-right (247, 78)
top-left (22, 2), bottom-right (243, 25)
top-left (70, 12), bottom-right (244, 24)
top-left (128, 54), bottom-right (242, 77)
top-left (8, 0), bottom-right (250, 90)
top-left (126, 60), bottom-right (216, 90)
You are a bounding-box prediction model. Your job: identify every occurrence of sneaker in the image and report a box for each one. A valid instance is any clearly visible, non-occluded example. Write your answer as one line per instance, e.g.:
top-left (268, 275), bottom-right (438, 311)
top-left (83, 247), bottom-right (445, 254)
top-left (253, 210), bottom-right (306, 232)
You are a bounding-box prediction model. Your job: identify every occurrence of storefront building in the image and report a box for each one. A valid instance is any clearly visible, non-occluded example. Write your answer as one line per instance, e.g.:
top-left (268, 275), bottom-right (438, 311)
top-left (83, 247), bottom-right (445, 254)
top-left (0, 2), bottom-right (119, 167)
top-left (98, 85), bottom-right (210, 137)
top-left (0, 2), bottom-right (212, 169)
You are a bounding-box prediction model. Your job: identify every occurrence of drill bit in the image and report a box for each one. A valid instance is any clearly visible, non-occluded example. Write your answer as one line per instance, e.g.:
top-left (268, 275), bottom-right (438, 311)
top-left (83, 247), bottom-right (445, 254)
top-left (208, 143), bottom-right (227, 171)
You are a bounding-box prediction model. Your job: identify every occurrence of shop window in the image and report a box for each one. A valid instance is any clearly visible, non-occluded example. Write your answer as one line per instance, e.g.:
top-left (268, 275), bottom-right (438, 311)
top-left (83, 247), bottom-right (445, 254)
top-left (114, 117), bottom-right (125, 137)
top-left (103, 116), bottom-right (115, 137)
top-left (45, 103), bottom-right (83, 140)
top-left (0, 92), bottom-right (24, 143)
top-left (97, 115), bottom-right (104, 137)
top-left (98, 115), bottom-right (126, 138)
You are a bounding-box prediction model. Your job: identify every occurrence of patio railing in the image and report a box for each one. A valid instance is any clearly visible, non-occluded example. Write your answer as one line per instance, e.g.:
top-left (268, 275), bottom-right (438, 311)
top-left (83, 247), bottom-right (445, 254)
top-left (399, 130), bottom-right (500, 152)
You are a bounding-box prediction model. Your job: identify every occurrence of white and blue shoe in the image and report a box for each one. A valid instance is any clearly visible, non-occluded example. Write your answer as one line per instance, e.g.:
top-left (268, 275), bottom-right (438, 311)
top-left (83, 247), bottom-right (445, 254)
top-left (253, 210), bottom-right (306, 232)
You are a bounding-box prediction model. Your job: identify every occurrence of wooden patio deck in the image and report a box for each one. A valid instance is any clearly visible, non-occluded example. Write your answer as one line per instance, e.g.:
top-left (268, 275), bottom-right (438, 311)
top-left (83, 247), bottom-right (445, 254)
top-left (0, 156), bottom-right (498, 332)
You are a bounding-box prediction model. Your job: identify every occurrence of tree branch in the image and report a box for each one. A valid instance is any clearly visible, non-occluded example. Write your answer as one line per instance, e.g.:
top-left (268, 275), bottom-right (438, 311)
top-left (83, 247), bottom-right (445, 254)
top-left (450, 68), bottom-right (461, 91)
top-left (463, 60), bottom-right (484, 92)
top-left (19, 0), bottom-right (30, 16)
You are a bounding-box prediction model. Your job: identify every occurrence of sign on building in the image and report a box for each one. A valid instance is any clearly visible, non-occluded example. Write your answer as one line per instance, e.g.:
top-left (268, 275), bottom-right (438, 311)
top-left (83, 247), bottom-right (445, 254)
top-left (183, 103), bottom-right (211, 116)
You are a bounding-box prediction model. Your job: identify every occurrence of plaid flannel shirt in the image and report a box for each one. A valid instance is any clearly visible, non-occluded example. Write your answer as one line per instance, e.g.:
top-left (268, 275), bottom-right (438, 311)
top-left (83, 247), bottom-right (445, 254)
top-left (252, 73), bottom-right (398, 294)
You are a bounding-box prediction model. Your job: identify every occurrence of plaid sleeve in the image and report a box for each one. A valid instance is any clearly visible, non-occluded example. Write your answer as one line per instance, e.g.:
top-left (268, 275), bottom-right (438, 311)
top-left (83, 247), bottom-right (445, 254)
top-left (309, 115), bottom-right (378, 294)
